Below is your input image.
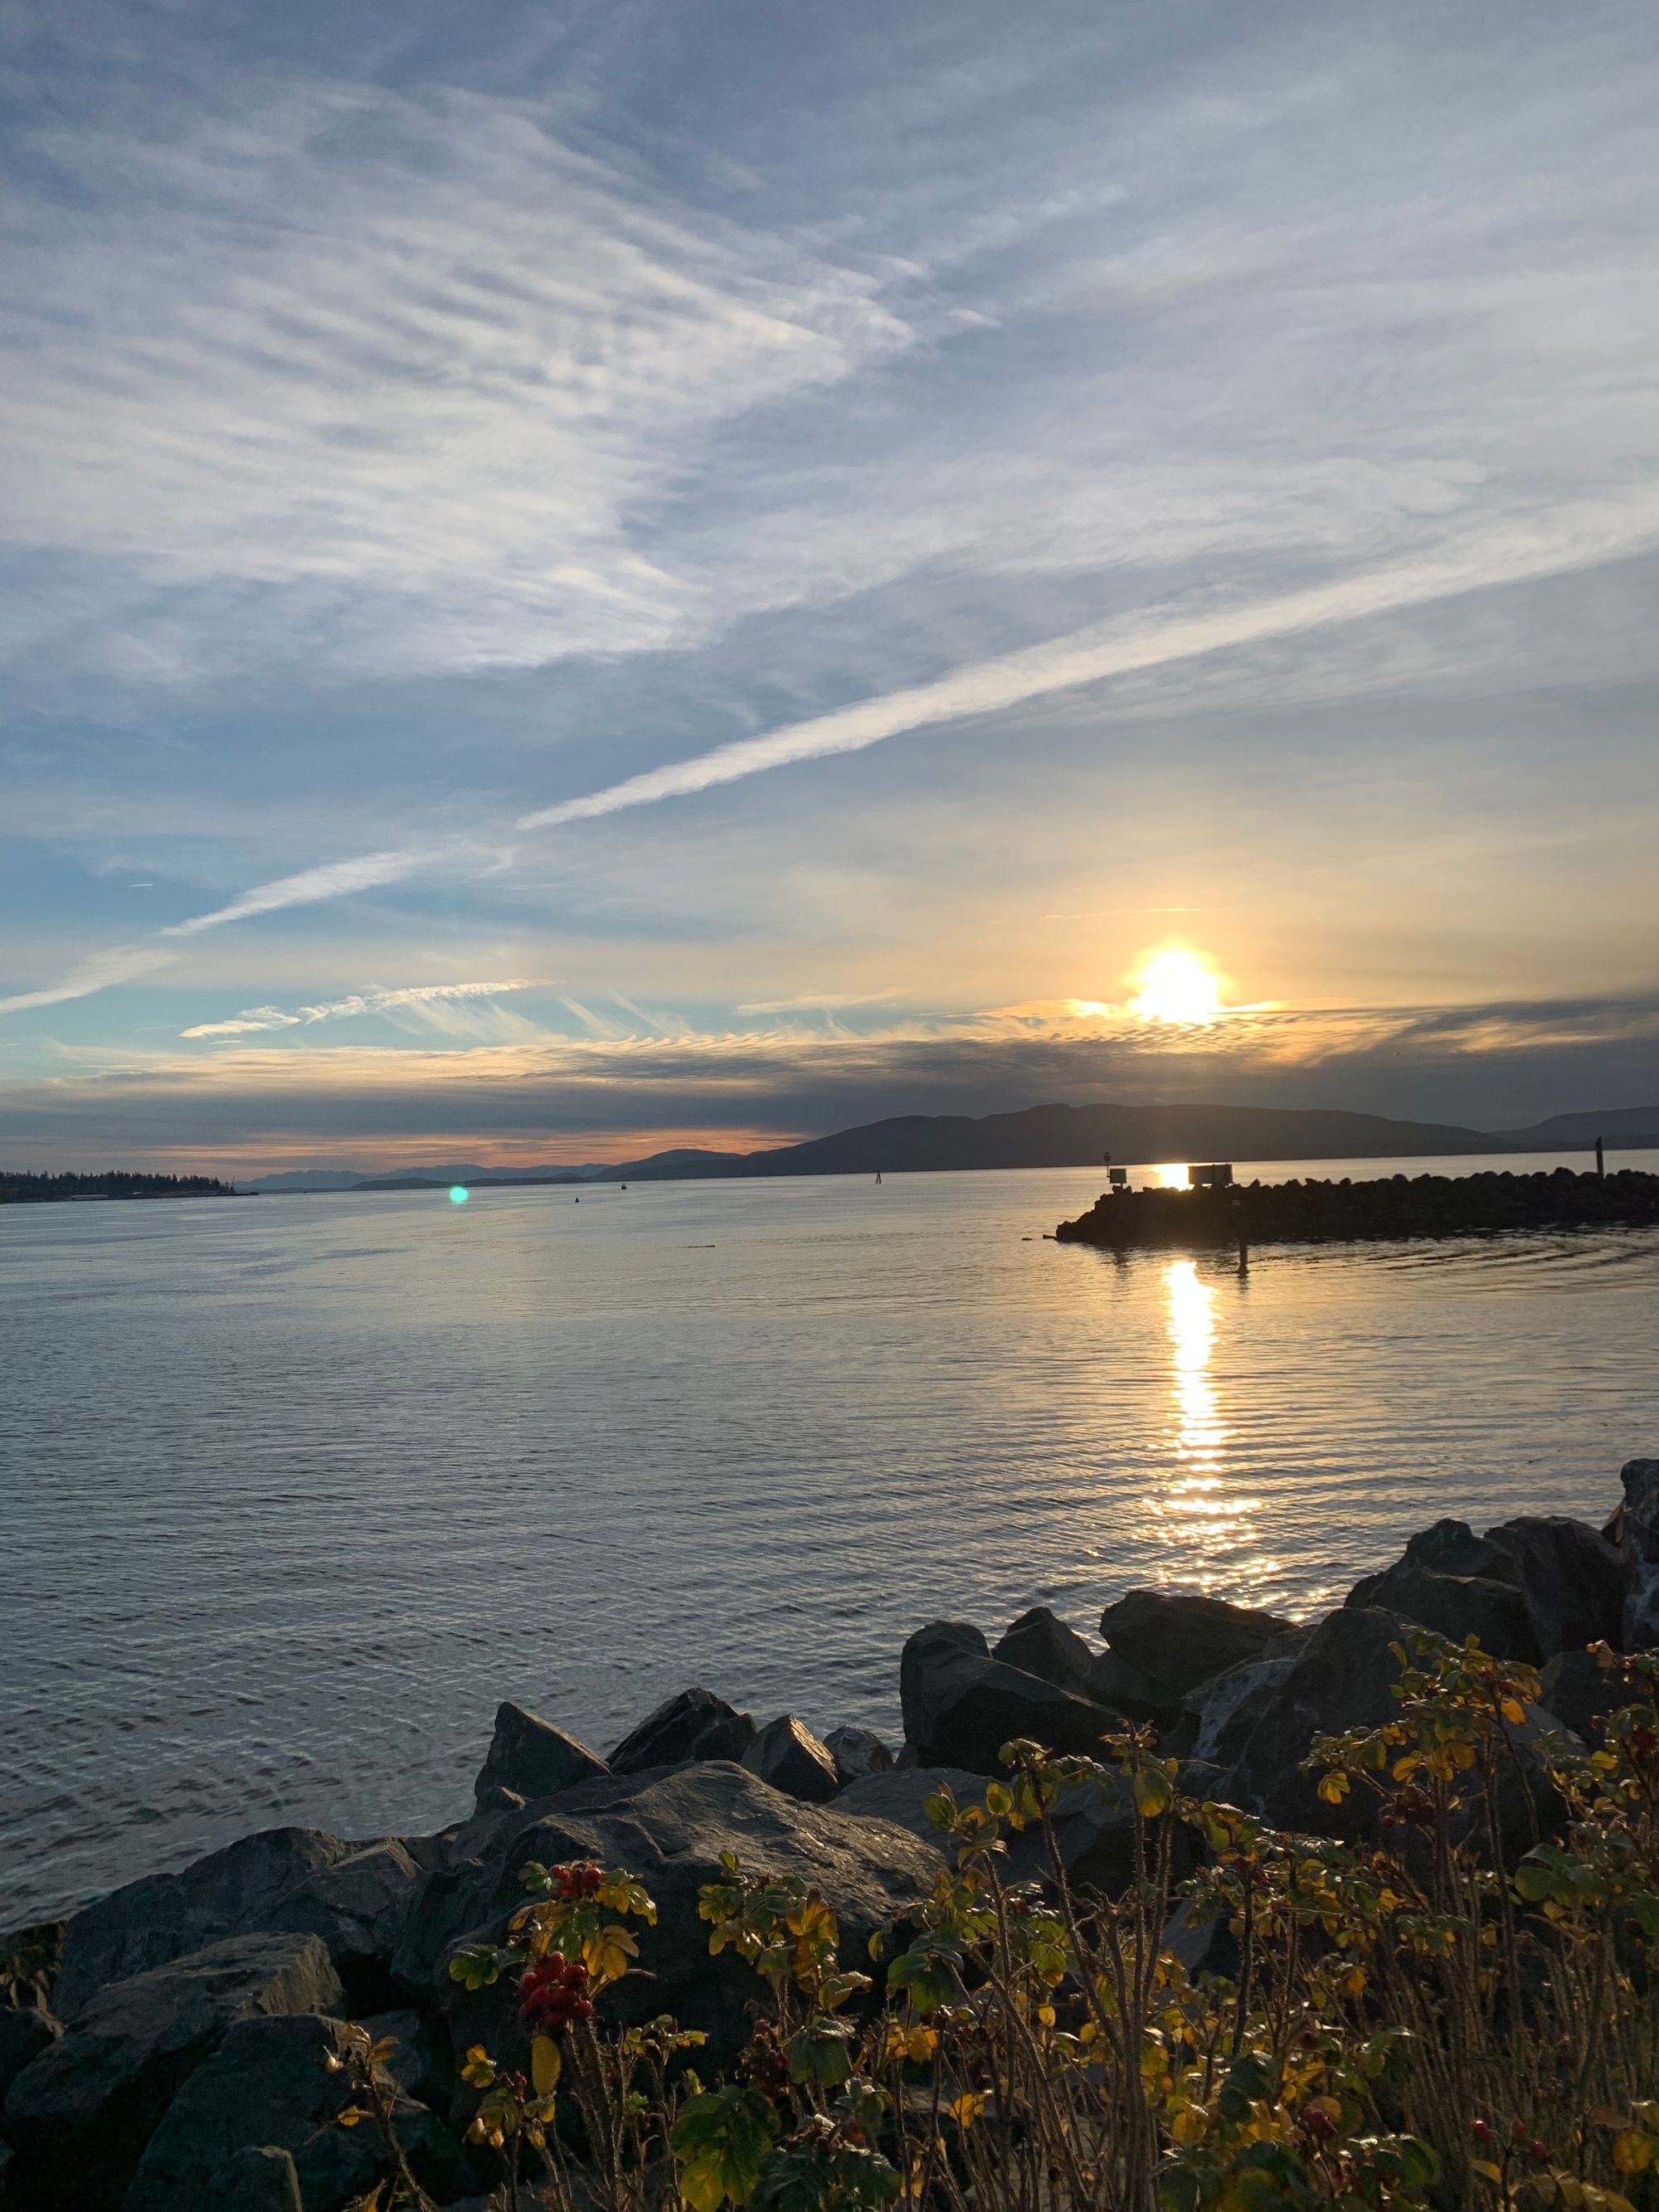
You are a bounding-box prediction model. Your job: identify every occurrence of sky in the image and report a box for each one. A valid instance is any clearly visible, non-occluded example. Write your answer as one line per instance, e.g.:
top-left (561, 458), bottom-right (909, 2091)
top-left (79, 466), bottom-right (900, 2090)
top-left (2, 0), bottom-right (1657, 1169)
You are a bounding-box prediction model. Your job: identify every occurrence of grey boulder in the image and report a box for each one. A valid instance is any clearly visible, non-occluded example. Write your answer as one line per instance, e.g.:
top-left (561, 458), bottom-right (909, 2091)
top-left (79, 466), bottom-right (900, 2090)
top-left (1229, 1607), bottom-right (1413, 1832)
top-left (900, 1621), bottom-right (1120, 1772)
top-left (742, 1715), bottom-right (839, 1804)
top-left (2, 1931), bottom-right (343, 2212)
top-left (1483, 1516), bottom-right (1623, 1657)
top-left (472, 1701), bottom-right (608, 1809)
top-left (54, 1827), bottom-right (418, 2020)
top-left (1618, 1457), bottom-right (1659, 1565)
top-left (123, 2011), bottom-right (471, 2212)
top-left (1097, 1587), bottom-right (1295, 1696)
top-left (1618, 1460), bottom-right (1659, 1647)
top-left (1344, 1556), bottom-right (1539, 1662)
top-left (832, 1767), bottom-right (985, 1851)
top-left (1082, 1648), bottom-right (1185, 1723)
top-left (204, 2145), bottom-right (304, 2212)
top-left (407, 1762), bottom-right (939, 2070)
top-left (1539, 1650), bottom-right (1628, 1742)
top-left (1404, 1519), bottom-right (1519, 1582)
top-left (991, 1607), bottom-right (1095, 1694)
top-left (609, 1688), bottom-right (755, 1772)
top-left (1182, 1641), bottom-right (1306, 1770)
top-left (823, 1726), bottom-right (894, 1787)
top-left (0, 2007), bottom-right (60, 2104)
top-left (358, 2005), bottom-right (453, 2111)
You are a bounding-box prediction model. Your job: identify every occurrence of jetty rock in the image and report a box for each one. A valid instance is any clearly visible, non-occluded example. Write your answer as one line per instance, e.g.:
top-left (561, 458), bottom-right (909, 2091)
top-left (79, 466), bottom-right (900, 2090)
top-left (1056, 1165), bottom-right (1659, 1251)
top-left (405, 1762), bottom-right (941, 2072)
top-left (2, 1932), bottom-right (343, 2212)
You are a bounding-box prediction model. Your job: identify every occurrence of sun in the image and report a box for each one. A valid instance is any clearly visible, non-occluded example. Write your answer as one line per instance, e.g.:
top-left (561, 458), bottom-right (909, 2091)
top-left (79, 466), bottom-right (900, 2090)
top-left (1130, 949), bottom-right (1222, 1025)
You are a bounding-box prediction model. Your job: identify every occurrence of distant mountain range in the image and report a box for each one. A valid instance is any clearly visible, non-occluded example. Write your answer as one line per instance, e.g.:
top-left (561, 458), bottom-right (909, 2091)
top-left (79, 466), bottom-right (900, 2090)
top-left (236, 1101), bottom-right (1659, 1192)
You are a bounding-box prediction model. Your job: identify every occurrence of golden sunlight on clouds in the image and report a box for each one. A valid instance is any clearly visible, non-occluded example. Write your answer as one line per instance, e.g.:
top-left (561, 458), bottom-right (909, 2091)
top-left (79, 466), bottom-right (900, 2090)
top-left (1130, 948), bottom-right (1223, 1025)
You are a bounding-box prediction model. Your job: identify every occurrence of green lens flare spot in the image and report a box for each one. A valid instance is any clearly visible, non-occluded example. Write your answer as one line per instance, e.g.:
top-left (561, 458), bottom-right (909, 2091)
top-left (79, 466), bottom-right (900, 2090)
top-left (449, 1185), bottom-right (469, 1204)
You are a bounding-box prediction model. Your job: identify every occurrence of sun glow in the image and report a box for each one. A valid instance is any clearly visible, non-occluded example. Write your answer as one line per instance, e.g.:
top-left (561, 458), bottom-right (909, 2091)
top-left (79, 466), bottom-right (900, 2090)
top-left (1130, 949), bottom-right (1222, 1025)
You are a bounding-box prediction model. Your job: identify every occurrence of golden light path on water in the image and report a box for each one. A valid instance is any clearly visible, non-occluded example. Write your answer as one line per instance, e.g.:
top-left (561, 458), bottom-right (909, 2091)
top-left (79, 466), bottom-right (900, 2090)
top-left (1159, 1256), bottom-right (1267, 1592)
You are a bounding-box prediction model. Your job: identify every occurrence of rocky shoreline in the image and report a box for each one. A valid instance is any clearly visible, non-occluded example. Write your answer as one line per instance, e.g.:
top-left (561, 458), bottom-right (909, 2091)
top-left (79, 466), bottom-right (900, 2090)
top-left (3, 1454), bottom-right (1657, 2211)
top-left (1054, 1165), bottom-right (1659, 1250)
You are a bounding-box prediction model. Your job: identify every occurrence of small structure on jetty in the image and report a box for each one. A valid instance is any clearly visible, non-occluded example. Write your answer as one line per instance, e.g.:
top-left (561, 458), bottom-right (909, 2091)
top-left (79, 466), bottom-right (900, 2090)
top-left (1055, 1164), bottom-right (1659, 1251)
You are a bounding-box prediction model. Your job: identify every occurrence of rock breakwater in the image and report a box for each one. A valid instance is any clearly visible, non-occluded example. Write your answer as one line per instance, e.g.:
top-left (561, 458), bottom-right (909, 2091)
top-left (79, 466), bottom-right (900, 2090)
top-left (3, 1454), bottom-right (1657, 2210)
top-left (1055, 1164), bottom-right (1659, 1250)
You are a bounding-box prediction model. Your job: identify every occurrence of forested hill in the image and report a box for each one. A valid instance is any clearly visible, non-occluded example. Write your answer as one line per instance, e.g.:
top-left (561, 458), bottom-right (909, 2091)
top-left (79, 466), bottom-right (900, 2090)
top-left (0, 1171), bottom-right (238, 1203)
top-left (596, 1101), bottom-right (1506, 1180)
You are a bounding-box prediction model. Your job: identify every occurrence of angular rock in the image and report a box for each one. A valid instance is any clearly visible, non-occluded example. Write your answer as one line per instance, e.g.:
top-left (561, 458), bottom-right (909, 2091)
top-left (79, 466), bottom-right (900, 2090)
top-left (608, 1688), bottom-right (755, 1773)
top-left (1344, 1557), bottom-right (1539, 1662)
top-left (474, 1785), bottom-right (526, 1816)
top-left (1097, 1587), bottom-right (1296, 1695)
top-left (831, 1767), bottom-right (985, 1851)
top-left (205, 2144), bottom-right (304, 2212)
top-left (1618, 1461), bottom-right (1659, 1648)
top-left (1082, 1648), bottom-right (1185, 1723)
top-left (1182, 1642), bottom-right (1306, 1770)
top-left (1404, 1517), bottom-right (1520, 1583)
top-left (54, 1828), bottom-right (416, 2020)
top-left (1482, 1516), bottom-right (1623, 1657)
top-left (1161, 1898), bottom-right (1238, 1982)
top-left (0, 2006), bottom-right (60, 2103)
top-left (899, 1623), bottom-right (1121, 1773)
top-left (900, 1621), bottom-right (988, 1748)
top-left (1625, 1563), bottom-right (1659, 1653)
top-left (359, 2005), bottom-right (452, 2112)
top-left (741, 1715), bottom-right (839, 1804)
top-left (1618, 1458), bottom-right (1659, 1565)
top-left (1538, 1650), bottom-right (1627, 1743)
top-left (124, 2011), bottom-right (473, 2212)
top-left (2, 1932), bottom-right (343, 2212)
top-left (472, 1702), bottom-right (609, 1808)
top-left (823, 1726), bottom-right (894, 1787)
top-left (401, 1763), bottom-right (939, 2070)
top-left (1230, 1607), bottom-right (1413, 1832)
top-left (991, 1607), bottom-right (1094, 1694)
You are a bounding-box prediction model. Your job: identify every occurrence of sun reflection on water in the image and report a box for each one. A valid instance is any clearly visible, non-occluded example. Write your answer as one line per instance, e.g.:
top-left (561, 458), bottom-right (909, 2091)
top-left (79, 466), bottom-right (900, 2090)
top-left (1158, 1257), bottom-right (1261, 1586)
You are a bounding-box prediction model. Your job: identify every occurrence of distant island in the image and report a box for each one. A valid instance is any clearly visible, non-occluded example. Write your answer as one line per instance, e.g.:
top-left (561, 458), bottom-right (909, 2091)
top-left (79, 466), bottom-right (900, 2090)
top-left (0, 1171), bottom-right (240, 1205)
top-left (239, 1096), bottom-right (1659, 1193)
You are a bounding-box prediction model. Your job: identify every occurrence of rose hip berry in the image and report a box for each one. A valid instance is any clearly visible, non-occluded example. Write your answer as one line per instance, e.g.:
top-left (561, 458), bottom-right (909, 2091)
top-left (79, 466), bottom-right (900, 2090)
top-left (519, 1955), bottom-right (596, 2031)
top-left (552, 1861), bottom-right (605, 1901)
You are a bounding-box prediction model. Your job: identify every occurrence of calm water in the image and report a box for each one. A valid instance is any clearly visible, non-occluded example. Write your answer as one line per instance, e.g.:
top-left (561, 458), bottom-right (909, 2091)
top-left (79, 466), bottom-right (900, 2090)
top-left (3, 1154), bottom-right (1657, 1925)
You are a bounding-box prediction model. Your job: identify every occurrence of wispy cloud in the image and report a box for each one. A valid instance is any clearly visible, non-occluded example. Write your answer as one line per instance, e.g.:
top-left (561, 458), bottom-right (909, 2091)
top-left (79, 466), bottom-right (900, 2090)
top-left (737, 989), bottom-right (902, 1014)
top-left (162, 852), bottom-right (430, 937)
top-left (0, 946), bottom-right (175, 1016)
top-left (180, 978), bottom-right (541, 1038)
top-left (515, 489), bottom-right (1659, 836)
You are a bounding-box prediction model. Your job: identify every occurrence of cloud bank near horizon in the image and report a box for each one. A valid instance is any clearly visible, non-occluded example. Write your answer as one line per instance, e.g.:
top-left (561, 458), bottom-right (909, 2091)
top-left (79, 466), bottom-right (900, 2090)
top-left (6, 985), bottom-right (1657, 1170)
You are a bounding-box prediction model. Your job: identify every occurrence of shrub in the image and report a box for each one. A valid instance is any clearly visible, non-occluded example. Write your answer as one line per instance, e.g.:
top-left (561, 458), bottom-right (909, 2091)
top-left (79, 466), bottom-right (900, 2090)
top-left (339, 1632), bottom-right (1659, 2212)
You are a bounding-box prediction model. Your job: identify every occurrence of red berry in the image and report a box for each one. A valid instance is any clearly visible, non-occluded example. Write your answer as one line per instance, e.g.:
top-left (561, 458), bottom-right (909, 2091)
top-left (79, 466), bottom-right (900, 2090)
top-left (1529, 2142), bottom-right (1550, 2167)
top-left (1472, 2120), bottom-right (1493, 2146)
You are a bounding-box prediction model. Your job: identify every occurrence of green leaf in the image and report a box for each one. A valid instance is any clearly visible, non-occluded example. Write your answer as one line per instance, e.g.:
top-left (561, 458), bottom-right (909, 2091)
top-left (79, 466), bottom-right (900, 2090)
top-left (673, 2088), bottom-right (781, 2211)
top-left (446, 1942), bottom-right (508, 1991)
top-left (786, 2018), bottom-right (854, 2089)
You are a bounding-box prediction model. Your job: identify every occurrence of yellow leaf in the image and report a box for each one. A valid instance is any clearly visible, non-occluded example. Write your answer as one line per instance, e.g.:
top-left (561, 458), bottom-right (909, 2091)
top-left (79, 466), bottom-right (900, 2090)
top-left (532, 2035), bottom-right (562, 2097)
top-left (582, 1923), bottom-right (640, 1986)
top-left (1501, 1698), bottom-right (1527, 1726)
top-left (946, 2093), bottom-right (986, 2130)
top-left (1613, 2132), bottom-right (1653, 2175)
top-left (1472, 2161), bottom-right (1504, 2183)
top-left (1036, 2005), bottom-right (1056, 2028)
